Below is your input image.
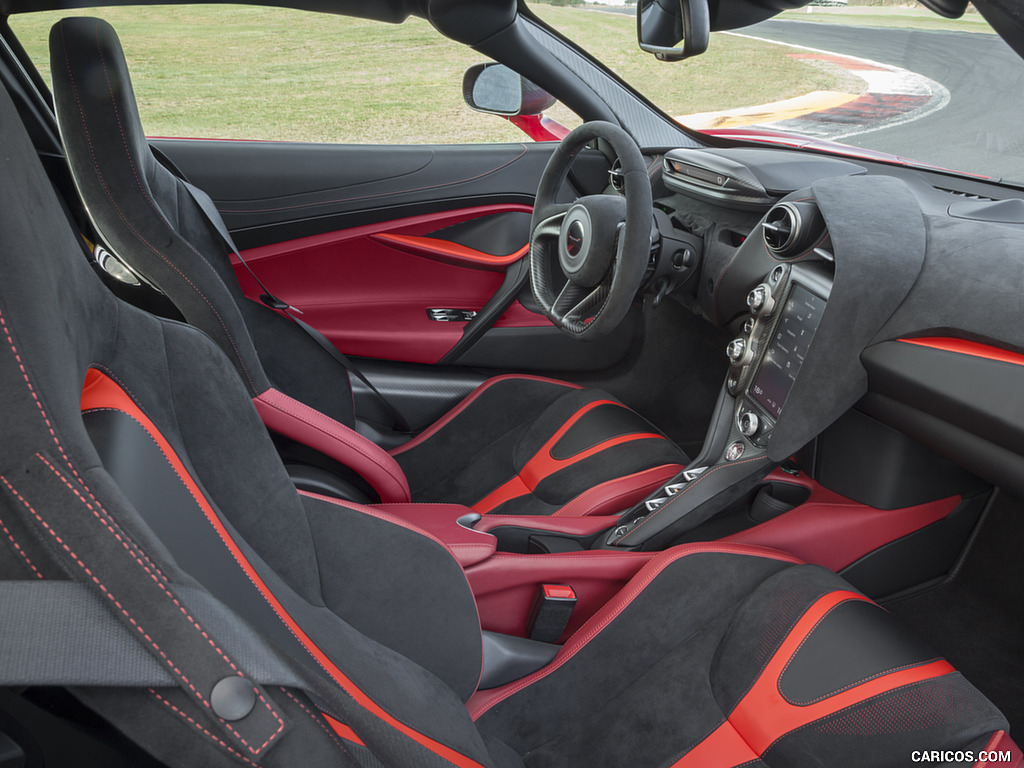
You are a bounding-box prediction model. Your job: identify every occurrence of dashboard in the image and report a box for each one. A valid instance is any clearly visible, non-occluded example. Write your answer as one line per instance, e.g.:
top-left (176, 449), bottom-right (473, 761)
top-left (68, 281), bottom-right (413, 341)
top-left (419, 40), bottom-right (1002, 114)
top-left (650, 143), bottom-right (1024, 499)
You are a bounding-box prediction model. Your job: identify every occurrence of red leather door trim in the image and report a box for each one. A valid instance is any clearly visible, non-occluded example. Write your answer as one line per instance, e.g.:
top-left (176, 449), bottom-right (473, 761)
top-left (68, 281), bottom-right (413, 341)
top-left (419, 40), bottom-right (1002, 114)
top-left (371, 233), bottom-right (529, 270)
top-left (232, 204), bottom-right (538, 363)
top-left (723, 493), bottom-right (961, 571)
top-left (721, 468), bottom-right (963, 571)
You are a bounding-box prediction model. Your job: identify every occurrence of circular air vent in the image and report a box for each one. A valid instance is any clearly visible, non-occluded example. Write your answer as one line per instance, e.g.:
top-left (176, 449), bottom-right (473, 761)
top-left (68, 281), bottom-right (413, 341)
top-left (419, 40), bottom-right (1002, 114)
top-left (609, 158), bottom-right (625, 194)
top-left (762, 202), bottom-right (800, 256)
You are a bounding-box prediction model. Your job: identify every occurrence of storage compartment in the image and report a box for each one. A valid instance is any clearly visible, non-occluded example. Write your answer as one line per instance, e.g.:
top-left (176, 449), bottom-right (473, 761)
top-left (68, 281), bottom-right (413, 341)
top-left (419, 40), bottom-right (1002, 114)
top-left (490, 526), bottom-right (604, 554)
top-left (797, 407), bottom-right (989, 509)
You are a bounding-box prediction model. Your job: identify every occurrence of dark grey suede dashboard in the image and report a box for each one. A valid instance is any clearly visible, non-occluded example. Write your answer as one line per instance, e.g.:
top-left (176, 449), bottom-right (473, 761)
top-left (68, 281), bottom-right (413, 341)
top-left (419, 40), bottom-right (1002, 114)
top-left (665, 148), bottom-right (1024, 492)
top-left (769, 175), bottom-right (926, 461)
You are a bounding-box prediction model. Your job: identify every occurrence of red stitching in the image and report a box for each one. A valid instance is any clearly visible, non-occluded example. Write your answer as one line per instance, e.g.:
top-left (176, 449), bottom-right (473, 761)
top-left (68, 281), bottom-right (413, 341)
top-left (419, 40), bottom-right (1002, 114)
top-left (8, 458), bottom-right (284, 755)
top-left (2, 476), bottom-right (204, 700)
top-left (1, 304), bottom-right (169, 584)
top-left (279, 688), bottom-right (355, 759)
top-left (60, 23), bottom-right (258, 393)
top-left (0, 310), bottom-right (87, 489)
top-left (148, 689), bottom-right (258, 768)
top-left (774, 596), bottom-right (939, 707)
top-left (35, 453), bottom-right (285, 753)
top-left (218, 146), bottom-right (530, 215)
top-left (0, 513), bottom-right (43, 579)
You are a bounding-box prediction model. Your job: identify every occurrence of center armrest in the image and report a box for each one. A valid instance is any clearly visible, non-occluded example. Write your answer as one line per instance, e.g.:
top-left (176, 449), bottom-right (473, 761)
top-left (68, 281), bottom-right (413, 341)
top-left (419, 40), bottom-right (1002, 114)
top-left (376, 503), bottom-right (498, 567)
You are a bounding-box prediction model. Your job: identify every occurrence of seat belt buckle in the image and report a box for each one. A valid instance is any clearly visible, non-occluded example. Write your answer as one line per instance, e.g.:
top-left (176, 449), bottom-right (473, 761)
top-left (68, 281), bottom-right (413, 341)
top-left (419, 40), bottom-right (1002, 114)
top-left (527, 584), bottom-right (577, 643)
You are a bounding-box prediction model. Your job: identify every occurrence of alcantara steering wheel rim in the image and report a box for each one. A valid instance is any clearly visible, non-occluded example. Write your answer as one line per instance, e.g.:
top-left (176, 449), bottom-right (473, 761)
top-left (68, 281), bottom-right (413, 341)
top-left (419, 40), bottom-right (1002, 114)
top-left (529, 121), bottom-right (652, 339)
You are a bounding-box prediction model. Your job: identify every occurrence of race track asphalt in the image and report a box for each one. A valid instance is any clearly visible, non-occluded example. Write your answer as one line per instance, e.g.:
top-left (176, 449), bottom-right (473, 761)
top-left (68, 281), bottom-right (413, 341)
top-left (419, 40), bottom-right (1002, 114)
top-left (747, 19), bottom-right (1024, 182)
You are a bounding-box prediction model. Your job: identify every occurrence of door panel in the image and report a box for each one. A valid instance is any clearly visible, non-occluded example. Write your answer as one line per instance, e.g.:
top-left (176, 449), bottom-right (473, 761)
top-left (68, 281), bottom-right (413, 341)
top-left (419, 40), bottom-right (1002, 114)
top-left (154, 138), bottom-right (633, 370)
top-left (156, 140), bottom-right (551, 247)
top-left (233, 205), bottom-right (549, 364)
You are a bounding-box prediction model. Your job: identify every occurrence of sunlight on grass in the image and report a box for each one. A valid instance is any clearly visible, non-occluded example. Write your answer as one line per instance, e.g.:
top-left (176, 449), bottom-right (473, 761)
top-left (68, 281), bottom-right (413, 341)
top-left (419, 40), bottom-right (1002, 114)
top-left (532, 6), bottom-right (860, 117)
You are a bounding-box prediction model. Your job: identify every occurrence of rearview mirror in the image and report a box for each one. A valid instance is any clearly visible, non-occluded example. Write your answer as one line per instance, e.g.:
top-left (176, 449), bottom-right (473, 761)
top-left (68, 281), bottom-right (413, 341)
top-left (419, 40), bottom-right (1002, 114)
top-left (637, 0), bottom-right (710, 61)
top-left (462, 63), bottom-right (557, 116)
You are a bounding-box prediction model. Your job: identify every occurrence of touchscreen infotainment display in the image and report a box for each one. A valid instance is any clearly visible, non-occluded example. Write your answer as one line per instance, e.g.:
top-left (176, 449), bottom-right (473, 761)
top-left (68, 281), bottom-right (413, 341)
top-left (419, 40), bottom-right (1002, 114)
top-left (750, 284), bottom-right (827, 419)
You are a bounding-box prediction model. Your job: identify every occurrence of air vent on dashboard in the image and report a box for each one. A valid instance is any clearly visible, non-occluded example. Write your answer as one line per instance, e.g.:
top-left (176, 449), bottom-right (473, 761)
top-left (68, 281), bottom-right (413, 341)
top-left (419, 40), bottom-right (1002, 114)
top-left (762, 201), bottom-right (824, 258)
top-left (763, 204), bottom-right (796, 253)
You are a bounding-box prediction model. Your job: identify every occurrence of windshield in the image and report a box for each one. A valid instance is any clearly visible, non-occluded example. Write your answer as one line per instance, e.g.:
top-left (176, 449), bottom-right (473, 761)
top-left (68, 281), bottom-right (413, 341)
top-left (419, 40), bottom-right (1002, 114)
top-left (529, 2), bottom-right (1021, 182)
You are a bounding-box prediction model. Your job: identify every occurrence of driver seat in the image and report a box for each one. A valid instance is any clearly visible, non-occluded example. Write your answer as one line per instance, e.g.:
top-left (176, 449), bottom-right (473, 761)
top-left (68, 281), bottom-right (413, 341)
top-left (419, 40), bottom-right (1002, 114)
top-left (49, 16), bottom-right (688, 516)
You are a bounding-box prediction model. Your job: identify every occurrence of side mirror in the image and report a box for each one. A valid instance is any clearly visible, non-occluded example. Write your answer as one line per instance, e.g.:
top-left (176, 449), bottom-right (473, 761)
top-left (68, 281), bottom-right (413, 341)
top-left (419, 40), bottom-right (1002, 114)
top-left (637, 0), bottom-right (710, 61)
top-left (462, 63), bottom-right (556, 117)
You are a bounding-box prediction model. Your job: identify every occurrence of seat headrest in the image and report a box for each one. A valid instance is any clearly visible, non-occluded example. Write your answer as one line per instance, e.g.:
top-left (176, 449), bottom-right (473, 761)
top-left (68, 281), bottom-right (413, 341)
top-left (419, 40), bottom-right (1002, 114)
top-left (50, 16), bottom-right (271, 397)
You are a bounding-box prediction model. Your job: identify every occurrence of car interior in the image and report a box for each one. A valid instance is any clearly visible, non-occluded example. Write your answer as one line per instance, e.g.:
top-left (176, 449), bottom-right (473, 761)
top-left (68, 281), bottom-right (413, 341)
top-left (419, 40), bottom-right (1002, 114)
top-left (1, 0), bottom-right (1023, 765)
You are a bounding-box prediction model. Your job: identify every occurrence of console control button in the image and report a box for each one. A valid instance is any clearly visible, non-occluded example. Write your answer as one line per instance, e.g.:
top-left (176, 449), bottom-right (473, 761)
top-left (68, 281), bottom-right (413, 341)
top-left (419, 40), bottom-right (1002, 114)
top-left (738, 411), bottom-right (760, 438)
top-left (743, 318), bottom-right (755, 335)
top-left (747, 283), bottom-right (776, 317)
top-left (726, 337), bottom-right (750, 365)
top-left (725, 442), bottom-right (745, 462)
top-left (747, 285), bottom-right (766, 312)
top-left (770, 265), bottom-right (786, 285)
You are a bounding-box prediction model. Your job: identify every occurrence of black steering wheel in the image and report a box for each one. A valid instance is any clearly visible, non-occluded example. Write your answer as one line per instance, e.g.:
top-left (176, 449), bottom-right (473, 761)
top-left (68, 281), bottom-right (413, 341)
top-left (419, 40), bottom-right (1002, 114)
top-left (529, 121), bottom-right (653, 339)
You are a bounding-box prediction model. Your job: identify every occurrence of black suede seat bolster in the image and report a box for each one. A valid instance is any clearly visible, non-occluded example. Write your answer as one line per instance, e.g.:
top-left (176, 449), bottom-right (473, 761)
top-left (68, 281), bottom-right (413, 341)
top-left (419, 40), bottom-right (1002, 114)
top-left (0, 77), bottom-right (498, 767)
top-left (51, 17), bottom-right (358, 426)
top-left (79, 355), bottom-right (483, 702)
top-left (393, 377), bottom-right (574, 502)
top-left (473, 549), bottom-right (799, 767)
top-left (51, 18), bottom-right (269, 398)
top-left (395, 378), bottom-right (687, 514)
top-left (474, 553), bottom-right (1007, 768)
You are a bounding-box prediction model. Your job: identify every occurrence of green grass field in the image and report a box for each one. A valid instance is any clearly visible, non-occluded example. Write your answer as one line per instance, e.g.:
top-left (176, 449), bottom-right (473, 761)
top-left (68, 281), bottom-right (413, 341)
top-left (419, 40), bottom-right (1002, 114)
top-left (11, 4), bottom-right (846, 144)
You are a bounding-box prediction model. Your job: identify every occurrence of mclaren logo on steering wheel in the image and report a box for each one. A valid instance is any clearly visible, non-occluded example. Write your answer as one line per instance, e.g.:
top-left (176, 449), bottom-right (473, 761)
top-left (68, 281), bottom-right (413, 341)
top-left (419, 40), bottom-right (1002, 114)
top-left (567, 219), bottom-right (585, 257)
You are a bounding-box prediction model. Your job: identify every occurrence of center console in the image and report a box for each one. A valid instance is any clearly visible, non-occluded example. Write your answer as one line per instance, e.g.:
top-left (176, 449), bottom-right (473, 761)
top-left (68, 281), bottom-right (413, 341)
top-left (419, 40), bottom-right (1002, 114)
top-left (413, 246), bottom-right (986, 649)
top-left (599, 258), bottom-right (834, 549)
top-left (727, 261), bottom-right (832, 449)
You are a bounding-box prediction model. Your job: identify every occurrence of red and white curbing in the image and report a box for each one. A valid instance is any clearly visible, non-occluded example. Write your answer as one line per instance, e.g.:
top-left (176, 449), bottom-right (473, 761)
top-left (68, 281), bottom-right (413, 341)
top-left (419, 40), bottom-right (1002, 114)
top-left (680, 33), bottom-right (950, 140)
